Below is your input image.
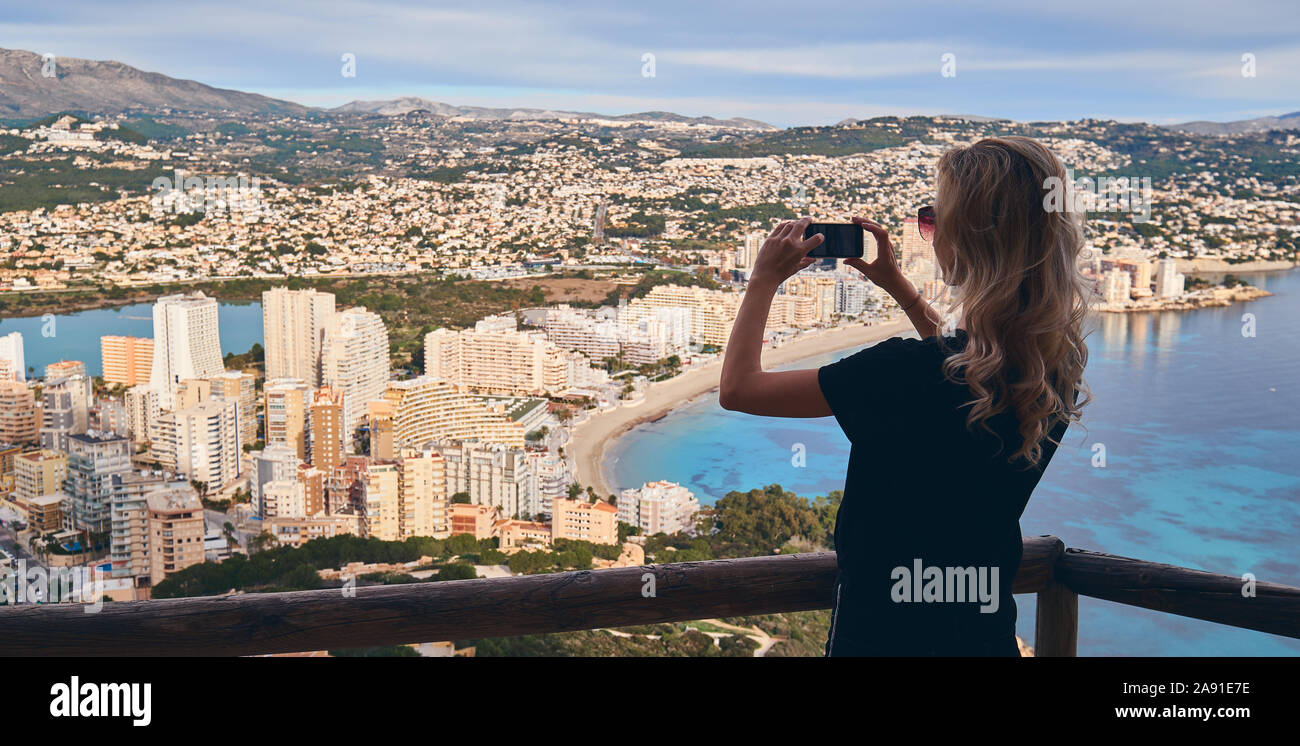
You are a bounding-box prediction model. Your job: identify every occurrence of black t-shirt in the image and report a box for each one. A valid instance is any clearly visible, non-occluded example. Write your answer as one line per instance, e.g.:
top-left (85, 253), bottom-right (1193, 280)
top-left (817, 329), bottom-right (1068, 656)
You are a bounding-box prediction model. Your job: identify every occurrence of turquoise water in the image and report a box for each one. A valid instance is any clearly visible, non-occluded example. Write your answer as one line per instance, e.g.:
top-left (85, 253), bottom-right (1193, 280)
top-left (607, 270), bottom-right (1300, 656)
top-left (0, 301), bottom-right (264, 377)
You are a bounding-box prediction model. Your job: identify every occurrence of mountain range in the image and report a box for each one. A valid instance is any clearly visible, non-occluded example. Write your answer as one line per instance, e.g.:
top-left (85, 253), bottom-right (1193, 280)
top-left (331, 96), bottom-right (775, 129)
top-left (1165, 111), bottom-right (1300, 135)
top-left (0, 47), bottom-right (1295, 136)
top-left (0, 48), bottom-right (309, 118)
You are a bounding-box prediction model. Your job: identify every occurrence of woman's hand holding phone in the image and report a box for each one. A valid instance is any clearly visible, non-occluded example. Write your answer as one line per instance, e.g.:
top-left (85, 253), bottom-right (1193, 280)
top-left (845, 216), bottom-right (911, 299)
top-left (749, 217), bottom-right (822, 289)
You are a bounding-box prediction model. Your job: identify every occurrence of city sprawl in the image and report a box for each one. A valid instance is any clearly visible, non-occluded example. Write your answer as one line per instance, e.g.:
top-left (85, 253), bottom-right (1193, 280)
top-left (0, 101), bottom-right (1296, 657)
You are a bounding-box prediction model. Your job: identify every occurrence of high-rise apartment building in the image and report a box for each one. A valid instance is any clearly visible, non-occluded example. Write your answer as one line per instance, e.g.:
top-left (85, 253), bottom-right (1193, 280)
top-left (261, 479), bottom-right (306, 520)
top-left (323, 308), bottom-right (389, 447)
top-left (150, 293), bottom-right (223, 410)
top-left (617, 480), bottom-right (701, 535)
top-left (525, 451), bottom-right (569, 519)
top-left (146, 484), bottom-right (205, 586)
top-left (262, 287), bottom-right (336, 387)
top-left (153, 399), bottom-right (242, 495)
top-left (14, 449), bottom-right (66, 510)
top-left (396, 448), bottom-right (449, 539)
top-left (264, 378), bottom-right (310, 459)
top-left (0, 380), bottom-right (38, 444)
top-left (252, 444), bottom-right (300, 518)
top-left (836, 276), bottom-right (876, 316)
top-left (432, 440), bottom-right (534, 518)
top-left (65, 431), bottom-right (132, 534)
top-left (298, 463), bottom-right (325, 516)
top-left (615, 305), bottom-right (691, 364)
top-left (783, 274), bottom-right (838, 323)
top-left (354, 452), bottom-right (450, 540)
top-left (543, 307), bottom-right (621, 360)
top-left (424, 324), bottom-right (571, 397)
top-left (0, 331), bottom-right (25, 381)
top-left (1156, 258), bottom-right (1185, 298)
top-left (629, 285), bottom-right (741, 347)
top-left (124, 385), bottom-right (159, 445)
top-left (109, 472), bottom-right (169, 582)
top-left (736, 231), bottom-right (764, 268)
top-left (551, 497), bottom-right (618, 545)
top-left (309, 385), bottom-right (344, 472)
top-left (767, 292), bottom-right (818, 329)
top-left (1103, 267), bottom-right (1133, 305)
top-left (209, 370), bottom-right (257, 447)
top-left (383, 377), bottom-right (527, 449)
top-left (39, 375), bottom-right (91, 452)
top-left (100, 336), bottom-right (154, 386)
top-left (359, 460), bottom-right (400, 540)
top-left (89, 398), bottom-right (127, 437)
top-left (0, 444), bottom-right (17, 502)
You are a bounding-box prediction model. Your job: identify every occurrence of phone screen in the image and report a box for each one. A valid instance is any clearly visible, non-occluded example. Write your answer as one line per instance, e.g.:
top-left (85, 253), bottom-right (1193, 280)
top-left (804, 223), bottom-right (863, 258)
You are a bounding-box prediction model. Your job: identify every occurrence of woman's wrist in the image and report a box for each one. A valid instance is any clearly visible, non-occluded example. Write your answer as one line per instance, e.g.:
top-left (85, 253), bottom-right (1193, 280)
top-left (898, 287), bottom-right (923, 312)
top-left (882, 276), bottom-right (916, 303)
top-left (745, 275), bottom-right (781, 295)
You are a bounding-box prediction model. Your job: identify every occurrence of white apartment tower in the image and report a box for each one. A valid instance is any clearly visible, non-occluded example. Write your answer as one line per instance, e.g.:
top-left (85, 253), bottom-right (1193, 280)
top-left (1155, 259), bottom-right (1186, 298)
top-left (323, 307), bottom-right (390, 447)
top-left (1103, 268), bottom-right (1133, 305)
top-left (153, 398), bottom-right (242, 494)
top-left (617, 480), bottom-right (701, 536)
top-left (150, 293), bottom-right (223, 410)
top-left (0, 331), bottom-right (25, 381)
top-left (262, 287), bottom-right (336, 387)
top-left (124, 384), bottom-right (159, 444)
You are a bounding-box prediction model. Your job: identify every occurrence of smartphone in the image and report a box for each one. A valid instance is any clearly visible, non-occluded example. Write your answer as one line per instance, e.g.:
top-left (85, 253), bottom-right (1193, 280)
top-left (804, 222), bottom-right (863, 258)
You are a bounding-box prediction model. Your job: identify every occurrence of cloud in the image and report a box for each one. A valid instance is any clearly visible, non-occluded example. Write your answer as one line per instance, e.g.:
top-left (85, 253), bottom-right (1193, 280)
top-left (0, 0), bottom-right (1295, 126)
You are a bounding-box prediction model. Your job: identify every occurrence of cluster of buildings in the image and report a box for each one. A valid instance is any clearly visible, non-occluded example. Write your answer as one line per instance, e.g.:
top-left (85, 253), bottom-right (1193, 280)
top-left (0, 280), bottom-right (714, 601)
top-left (1091, 253), bottom-right (1187, 306)
top-left (6, 112), bottom-right (1292, 294)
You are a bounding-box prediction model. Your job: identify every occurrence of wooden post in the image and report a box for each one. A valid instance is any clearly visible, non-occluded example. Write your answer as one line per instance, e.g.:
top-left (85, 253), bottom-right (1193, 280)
top-left (1035, 580), bottom-right (1078, 657)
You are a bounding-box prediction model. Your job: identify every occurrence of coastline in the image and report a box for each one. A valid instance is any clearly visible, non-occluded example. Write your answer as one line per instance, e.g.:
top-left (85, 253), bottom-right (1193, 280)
top-left (569, 317), bottom-right (912, 498)
top-left (1178, 258), bottom-right (1298, 275)
top-left (1095, 285), bottom-right (1273, 313)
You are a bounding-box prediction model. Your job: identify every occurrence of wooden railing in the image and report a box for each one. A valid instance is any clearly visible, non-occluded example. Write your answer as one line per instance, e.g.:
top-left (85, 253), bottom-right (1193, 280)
top-left (0, 535), bottom-right (1296, 656)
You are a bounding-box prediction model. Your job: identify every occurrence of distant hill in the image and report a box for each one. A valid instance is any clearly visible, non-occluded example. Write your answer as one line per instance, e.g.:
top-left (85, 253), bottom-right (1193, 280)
top-left (0, 48), bottom-right (310, 118)
top-left (333, 96), bottom-right (775, 130)
top-left (1164, 111), bottom-right (1300, 136)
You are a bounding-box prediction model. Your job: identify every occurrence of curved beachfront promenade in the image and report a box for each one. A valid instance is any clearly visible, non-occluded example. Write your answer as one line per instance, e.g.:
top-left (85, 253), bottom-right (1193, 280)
top-left (569, 318), bottom-right (912, 498)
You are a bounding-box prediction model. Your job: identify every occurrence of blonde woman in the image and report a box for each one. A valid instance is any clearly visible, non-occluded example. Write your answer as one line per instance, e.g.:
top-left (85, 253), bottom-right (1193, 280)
top-left (719, 137), bottom-right (1091, 656)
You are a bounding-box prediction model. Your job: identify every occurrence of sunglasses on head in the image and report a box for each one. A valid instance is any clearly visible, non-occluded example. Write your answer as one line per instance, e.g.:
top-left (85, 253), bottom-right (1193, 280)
top-left (917, 205), bottom-right (935, 242)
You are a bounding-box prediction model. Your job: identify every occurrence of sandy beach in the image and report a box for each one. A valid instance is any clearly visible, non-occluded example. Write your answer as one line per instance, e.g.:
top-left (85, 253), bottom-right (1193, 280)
top-left (569, 317), bottom-right (913, 498)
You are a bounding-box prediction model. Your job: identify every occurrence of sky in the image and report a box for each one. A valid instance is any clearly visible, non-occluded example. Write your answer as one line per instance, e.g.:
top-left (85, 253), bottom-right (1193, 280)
top-left (2, 0), bottom-right (1298, 127)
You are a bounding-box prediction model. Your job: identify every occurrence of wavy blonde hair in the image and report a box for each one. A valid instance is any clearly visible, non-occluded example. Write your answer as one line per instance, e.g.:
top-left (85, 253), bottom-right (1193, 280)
top-left (934, 136), bottom-right (1092, 467)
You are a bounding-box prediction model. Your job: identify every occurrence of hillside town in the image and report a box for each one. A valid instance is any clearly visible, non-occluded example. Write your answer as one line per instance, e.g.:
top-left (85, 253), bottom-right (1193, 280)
top-left (0, 109), bottom-right (1293, 640)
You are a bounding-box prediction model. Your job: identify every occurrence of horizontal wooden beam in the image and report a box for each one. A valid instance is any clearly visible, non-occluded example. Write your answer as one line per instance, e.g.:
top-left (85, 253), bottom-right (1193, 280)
top-left (1056, 548), bottom-right (1300, 640)
top-left (0, 538), bottom-right (1062, 657)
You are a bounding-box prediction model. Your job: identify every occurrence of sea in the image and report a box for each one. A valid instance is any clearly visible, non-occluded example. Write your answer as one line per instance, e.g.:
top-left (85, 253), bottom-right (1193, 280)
top-left (607, 269), bottom-right (1300, 656)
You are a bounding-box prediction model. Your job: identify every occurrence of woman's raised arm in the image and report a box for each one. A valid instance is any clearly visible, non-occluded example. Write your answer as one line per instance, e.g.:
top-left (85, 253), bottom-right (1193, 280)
top-left (718, 218), bottom-right (833, 417)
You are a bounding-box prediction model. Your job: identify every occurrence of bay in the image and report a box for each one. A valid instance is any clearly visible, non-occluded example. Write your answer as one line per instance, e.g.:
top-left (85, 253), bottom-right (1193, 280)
top-left (607, 270), bottom-right (1300, 656)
